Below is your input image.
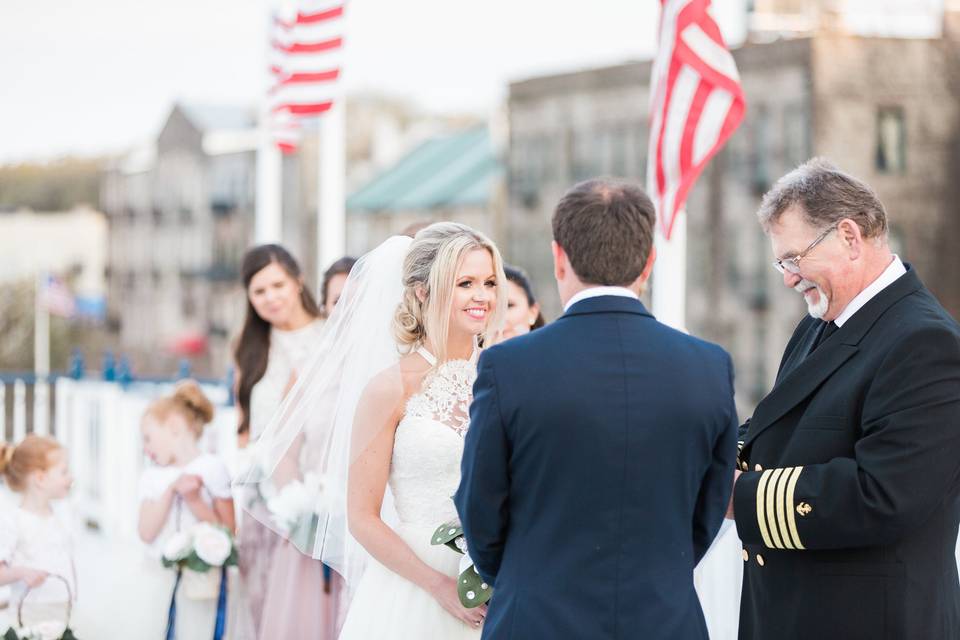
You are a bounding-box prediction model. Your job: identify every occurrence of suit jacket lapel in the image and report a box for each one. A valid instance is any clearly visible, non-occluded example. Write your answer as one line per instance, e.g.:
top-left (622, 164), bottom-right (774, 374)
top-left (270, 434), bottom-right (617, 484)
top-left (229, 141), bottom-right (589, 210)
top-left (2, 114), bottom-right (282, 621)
top-left (775, 319), bottom-right (823, 385)
top-left (743, 265), bottom-right (924, 447)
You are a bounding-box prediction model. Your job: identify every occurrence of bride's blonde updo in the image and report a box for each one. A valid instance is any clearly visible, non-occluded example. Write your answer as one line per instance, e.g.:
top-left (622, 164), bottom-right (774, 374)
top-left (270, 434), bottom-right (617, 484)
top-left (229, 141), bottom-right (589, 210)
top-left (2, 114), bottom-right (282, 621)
top-left (393, 222), bottom-right (507, 363)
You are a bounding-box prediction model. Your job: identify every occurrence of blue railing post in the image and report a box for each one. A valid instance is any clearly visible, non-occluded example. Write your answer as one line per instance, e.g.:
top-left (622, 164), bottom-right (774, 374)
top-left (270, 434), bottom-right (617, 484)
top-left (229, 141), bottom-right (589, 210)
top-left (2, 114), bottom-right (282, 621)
top-left (102, 351), bottom-right (116, 382)
top-left (69, 349), bottom-right (85, 380)
top-left (118, 355), bottom-right (133, 388)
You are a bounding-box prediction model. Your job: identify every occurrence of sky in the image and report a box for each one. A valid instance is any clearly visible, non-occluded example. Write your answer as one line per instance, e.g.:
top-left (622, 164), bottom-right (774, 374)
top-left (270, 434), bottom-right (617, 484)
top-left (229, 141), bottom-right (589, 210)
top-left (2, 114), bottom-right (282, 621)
top-left (0, 0), bottom-right (751, 164)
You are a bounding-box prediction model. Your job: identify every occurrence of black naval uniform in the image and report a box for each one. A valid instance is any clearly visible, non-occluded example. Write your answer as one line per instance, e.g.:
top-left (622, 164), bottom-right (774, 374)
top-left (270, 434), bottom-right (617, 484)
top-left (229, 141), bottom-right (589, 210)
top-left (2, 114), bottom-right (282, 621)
top-left (734, 266), bottom-right (960, 640)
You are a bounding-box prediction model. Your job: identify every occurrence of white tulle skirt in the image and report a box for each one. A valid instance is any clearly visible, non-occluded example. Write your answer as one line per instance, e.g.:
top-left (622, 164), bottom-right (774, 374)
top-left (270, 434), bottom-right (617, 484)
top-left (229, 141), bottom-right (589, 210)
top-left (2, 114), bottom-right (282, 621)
top-left (694, 519), bottom-right (744, 640)
top-left (338, 522), bottom-right (482, 639)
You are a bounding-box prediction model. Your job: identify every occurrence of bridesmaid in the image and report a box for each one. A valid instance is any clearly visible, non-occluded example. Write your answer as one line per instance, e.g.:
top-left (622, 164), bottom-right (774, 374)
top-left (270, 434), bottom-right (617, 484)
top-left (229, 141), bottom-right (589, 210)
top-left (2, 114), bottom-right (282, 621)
top-left (236, 247), bottom-right (353, 639)
top-left (232, 245), bottom-right (328, 639)
top-left (499, 265), bottom-right (545, 341)
top-left (319, 257), bottom-right (356, 317)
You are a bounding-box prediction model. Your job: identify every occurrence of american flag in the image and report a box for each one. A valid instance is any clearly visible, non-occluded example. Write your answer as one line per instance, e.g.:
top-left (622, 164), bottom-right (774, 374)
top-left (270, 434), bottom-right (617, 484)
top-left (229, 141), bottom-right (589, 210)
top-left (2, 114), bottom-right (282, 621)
top-left (646, 0), bottom-right (745, 240)
top-left (40, 274), bottom-right (75, 318)
top-left (268, 0), bottom-right (345, 153)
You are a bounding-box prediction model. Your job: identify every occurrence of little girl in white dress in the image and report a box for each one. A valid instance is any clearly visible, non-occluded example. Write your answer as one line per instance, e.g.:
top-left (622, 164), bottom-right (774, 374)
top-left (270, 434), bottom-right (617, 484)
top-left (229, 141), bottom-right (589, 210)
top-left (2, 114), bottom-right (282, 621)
top-left (136, 381), bottom-right (235, 640)
top-left (0, 435), bottom-right (80, 636)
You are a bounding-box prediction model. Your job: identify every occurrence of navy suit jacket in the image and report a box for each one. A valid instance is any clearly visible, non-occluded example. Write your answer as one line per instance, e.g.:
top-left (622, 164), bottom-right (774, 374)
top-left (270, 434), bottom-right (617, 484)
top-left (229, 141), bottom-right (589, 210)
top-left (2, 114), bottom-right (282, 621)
top-left (455, 295), bottom-right (738, 640)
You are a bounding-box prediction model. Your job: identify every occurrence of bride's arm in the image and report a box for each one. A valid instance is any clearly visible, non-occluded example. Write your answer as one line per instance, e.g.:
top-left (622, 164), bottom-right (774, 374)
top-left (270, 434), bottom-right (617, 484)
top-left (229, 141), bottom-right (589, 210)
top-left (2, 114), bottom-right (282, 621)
top-left (348, 370), bottom-right (485, 627)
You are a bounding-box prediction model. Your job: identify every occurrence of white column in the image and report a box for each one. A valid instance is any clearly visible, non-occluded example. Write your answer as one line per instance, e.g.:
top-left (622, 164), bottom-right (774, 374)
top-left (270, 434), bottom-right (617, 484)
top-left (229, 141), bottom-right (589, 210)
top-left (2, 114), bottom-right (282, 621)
top-left (317, 100), bottom-right (346, 284)
top-left (0, 383), bottom-right (6, 438)
top-left (256, 122), bottom-right (284, 244)
top-left (34, 272), bottom-right (50, 379)
top-left (652, 212), bottom-right (687, 331)
top-left (13, 379), bottom-right (26, 441)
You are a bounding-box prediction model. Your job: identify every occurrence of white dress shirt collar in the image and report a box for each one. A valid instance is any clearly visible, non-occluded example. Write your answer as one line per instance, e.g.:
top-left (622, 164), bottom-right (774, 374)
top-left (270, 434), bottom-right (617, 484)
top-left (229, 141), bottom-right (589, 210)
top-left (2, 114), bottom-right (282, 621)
top-left (563, 286), bottom-right (639, 313)
top-left (834, 255), bottom-right (906, 327)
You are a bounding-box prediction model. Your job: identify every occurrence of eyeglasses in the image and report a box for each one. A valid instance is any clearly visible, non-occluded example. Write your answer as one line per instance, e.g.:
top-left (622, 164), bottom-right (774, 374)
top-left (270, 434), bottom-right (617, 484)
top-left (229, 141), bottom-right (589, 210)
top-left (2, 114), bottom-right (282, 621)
top-left (773, 226), bottom-right (836, 275)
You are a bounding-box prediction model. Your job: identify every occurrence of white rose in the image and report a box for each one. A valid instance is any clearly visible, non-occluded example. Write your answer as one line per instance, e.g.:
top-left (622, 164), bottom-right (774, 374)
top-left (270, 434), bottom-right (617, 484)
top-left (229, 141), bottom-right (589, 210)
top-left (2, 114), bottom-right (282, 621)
top-left (25, 621), bottom-right (67, 640)
top-left (266, 480), bottom-right (312, 531)
top-left (162, 531), bottom-right (193, 562)
top-left (192, 523), bottom-right (232, 567)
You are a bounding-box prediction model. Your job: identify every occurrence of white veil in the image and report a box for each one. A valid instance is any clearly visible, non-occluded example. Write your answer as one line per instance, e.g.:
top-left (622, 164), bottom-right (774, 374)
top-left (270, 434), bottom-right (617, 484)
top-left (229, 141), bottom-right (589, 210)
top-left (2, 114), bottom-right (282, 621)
top-left (235, 234), bottom-right (412, 588)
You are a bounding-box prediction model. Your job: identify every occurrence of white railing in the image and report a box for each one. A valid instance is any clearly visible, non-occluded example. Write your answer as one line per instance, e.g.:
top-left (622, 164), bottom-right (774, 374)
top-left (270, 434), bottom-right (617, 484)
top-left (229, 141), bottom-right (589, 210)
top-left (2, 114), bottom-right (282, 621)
top-left (0, 378), bottom-right (53, 441)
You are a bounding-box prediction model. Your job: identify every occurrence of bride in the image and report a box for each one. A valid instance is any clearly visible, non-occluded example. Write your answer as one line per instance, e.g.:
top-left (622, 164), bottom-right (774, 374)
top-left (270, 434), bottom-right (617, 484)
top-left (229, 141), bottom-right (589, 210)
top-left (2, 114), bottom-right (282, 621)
top-left (239, 222), bottom-right (506, 637)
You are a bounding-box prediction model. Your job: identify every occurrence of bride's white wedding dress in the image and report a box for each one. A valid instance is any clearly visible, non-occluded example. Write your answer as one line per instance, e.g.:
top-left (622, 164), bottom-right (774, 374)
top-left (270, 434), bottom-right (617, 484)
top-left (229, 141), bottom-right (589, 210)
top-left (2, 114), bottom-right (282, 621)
top-left (338, 347), bottom-right (482, 639)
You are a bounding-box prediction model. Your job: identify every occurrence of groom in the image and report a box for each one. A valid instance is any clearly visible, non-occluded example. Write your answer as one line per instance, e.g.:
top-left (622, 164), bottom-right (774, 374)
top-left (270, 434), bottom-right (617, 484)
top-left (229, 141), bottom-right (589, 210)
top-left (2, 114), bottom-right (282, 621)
top-left (455, 179), bottom-right (738, 639)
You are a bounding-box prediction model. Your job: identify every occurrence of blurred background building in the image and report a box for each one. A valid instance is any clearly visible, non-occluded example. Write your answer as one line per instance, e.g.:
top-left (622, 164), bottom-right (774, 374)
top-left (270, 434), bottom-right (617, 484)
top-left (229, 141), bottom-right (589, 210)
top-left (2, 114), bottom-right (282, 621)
top-left (346, 123), bottom-right (506, 253)
top-left (101, 103), bottom-right (260, 376)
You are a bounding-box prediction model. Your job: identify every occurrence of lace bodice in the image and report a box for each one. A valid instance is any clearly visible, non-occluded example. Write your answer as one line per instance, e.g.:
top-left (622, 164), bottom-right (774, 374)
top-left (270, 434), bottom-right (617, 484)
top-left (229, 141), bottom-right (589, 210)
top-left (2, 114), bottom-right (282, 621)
top-left (249, 320), bottom-right (324, 440)
top-left (389, 348), bottom-right (478, 526)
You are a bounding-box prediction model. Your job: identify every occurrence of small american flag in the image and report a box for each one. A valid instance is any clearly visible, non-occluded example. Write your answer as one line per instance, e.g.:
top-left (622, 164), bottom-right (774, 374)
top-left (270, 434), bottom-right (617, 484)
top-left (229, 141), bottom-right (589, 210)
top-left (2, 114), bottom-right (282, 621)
top-left (646, 0), bottom-right (745, 240)
top-left (268, 0), bottom-right (345, 153)
top-left (40, 274), bottom-right (75, 318)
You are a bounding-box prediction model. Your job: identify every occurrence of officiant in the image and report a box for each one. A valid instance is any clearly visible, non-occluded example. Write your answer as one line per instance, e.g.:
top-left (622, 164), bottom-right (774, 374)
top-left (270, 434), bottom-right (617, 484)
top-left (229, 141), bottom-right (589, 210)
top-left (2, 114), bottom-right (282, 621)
top-left (730, 159), bottom-right (960, 640)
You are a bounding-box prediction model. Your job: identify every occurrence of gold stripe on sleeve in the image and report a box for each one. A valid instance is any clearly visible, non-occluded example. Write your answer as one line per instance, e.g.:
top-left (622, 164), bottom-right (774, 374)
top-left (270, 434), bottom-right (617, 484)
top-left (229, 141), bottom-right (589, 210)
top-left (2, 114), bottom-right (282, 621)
top-left (756, 470), bottom-right (776, 550)
top-left (765, 468), bottom-right (786, 549)
top-left (775, 467), bottom-right (796, 550)
top-left (785, 465), bottom-right (805, 550)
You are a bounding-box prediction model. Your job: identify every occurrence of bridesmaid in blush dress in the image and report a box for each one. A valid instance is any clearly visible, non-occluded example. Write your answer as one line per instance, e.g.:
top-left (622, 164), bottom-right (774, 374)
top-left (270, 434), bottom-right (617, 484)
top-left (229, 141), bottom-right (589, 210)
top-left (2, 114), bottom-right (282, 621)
top-left (233, 246), bottom-right (351, 639)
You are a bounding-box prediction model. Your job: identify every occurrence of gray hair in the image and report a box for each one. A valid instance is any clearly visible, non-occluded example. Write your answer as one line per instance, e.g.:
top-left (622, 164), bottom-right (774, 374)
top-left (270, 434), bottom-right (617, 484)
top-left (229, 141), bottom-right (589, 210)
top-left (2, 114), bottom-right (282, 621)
top-left (757, 158), bottom-right (888, 239)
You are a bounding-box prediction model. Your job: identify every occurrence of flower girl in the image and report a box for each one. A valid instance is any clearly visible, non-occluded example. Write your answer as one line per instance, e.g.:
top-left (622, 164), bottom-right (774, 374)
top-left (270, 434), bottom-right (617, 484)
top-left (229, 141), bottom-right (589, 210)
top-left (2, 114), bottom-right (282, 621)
top-left (0, 435), bottom-right (78, 636)
top-left (137, 381), bottom-right (235, 640)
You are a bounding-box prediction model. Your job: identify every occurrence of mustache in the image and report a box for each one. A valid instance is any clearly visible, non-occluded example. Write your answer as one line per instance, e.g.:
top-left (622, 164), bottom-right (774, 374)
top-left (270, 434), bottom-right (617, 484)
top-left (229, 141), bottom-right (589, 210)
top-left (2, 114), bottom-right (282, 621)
top-left (794, 279), bottom-right (818, 294)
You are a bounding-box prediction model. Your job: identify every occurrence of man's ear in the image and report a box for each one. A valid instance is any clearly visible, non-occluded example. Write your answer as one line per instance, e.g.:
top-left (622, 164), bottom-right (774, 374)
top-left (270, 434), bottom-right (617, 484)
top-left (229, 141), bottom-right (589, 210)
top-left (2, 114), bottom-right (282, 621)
top-left (552, 241), bottom-right (566, 282)
top-left (838, 218), bottom-right (864, 260)
top-left (639, 246), bottom-right (657, 284)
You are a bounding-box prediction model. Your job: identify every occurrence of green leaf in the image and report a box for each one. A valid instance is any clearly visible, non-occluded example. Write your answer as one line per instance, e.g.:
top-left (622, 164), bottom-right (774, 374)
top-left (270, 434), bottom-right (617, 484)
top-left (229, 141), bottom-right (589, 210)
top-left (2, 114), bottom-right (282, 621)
top-left (225, 545), bottom-right (239, 568)
top-left (457, 564), bottom-right (493, 608)
top-left (184, 552), bottom-right (212, 573)
top-left (3, 628), bottom-right (20, 640)
top-left (430, 522), bottom-right (464, 548)
top-left (61, 628), bottom-right (79, 640)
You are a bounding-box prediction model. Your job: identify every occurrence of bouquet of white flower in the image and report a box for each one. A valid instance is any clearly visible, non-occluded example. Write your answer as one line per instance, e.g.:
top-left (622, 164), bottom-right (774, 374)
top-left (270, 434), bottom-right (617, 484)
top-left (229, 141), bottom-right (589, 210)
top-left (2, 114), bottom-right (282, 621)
top-left (265, 472), bottom-right (326, 554)
top-left (2, 622), bottom-right (75, 640)
top-left (3, 574), bottom-right (78, 640)
top-left (431, 519), bottom-right (493, 608)
top-left (161, 523), bottom-right (238, 600)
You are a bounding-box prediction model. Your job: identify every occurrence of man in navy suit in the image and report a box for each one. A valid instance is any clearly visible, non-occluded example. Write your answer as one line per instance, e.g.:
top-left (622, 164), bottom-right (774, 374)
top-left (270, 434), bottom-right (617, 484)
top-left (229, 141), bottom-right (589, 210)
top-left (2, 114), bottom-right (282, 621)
top-left (455, 179), bottom-right (738, 639)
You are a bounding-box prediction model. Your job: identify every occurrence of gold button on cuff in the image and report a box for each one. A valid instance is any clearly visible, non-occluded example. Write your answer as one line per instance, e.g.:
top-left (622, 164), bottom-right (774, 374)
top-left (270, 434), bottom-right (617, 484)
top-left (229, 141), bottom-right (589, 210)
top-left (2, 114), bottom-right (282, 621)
top-left (741, 549), bottom-right (749, 561)
top-left (740, 461), bottom-right (748, 471)
top-left (756, 554), bottom-right (765, 567)
top-left (755, 464), bottom-right (763, 471)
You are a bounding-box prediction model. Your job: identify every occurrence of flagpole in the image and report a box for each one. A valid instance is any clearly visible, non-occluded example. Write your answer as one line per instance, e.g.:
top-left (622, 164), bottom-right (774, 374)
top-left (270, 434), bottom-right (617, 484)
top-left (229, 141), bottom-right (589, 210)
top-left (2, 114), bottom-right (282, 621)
top-left (317, 99), bottom-right (346, 285)
top-left (34, 272), bottom-right (50, 379)
top-left (256, 123), bottom-right (284, 244)
top-left (652, 212), bottom-right (687, 331)
top-left (256, 6), bottom-right (283, 245)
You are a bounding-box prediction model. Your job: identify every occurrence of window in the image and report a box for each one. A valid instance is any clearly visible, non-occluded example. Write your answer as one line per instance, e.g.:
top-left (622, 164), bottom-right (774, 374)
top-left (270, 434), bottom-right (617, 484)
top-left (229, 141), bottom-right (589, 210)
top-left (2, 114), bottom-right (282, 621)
top-left (875, 107), bottom-right (906, 174)
top-left (782, 103), bottom-right (810, 168)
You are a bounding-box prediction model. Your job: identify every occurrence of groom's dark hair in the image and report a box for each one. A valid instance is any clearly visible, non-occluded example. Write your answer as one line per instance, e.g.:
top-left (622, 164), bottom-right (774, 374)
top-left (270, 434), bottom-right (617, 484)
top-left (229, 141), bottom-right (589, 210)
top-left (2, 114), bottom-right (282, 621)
top-left (552, 179), bottom-right (656, 286)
